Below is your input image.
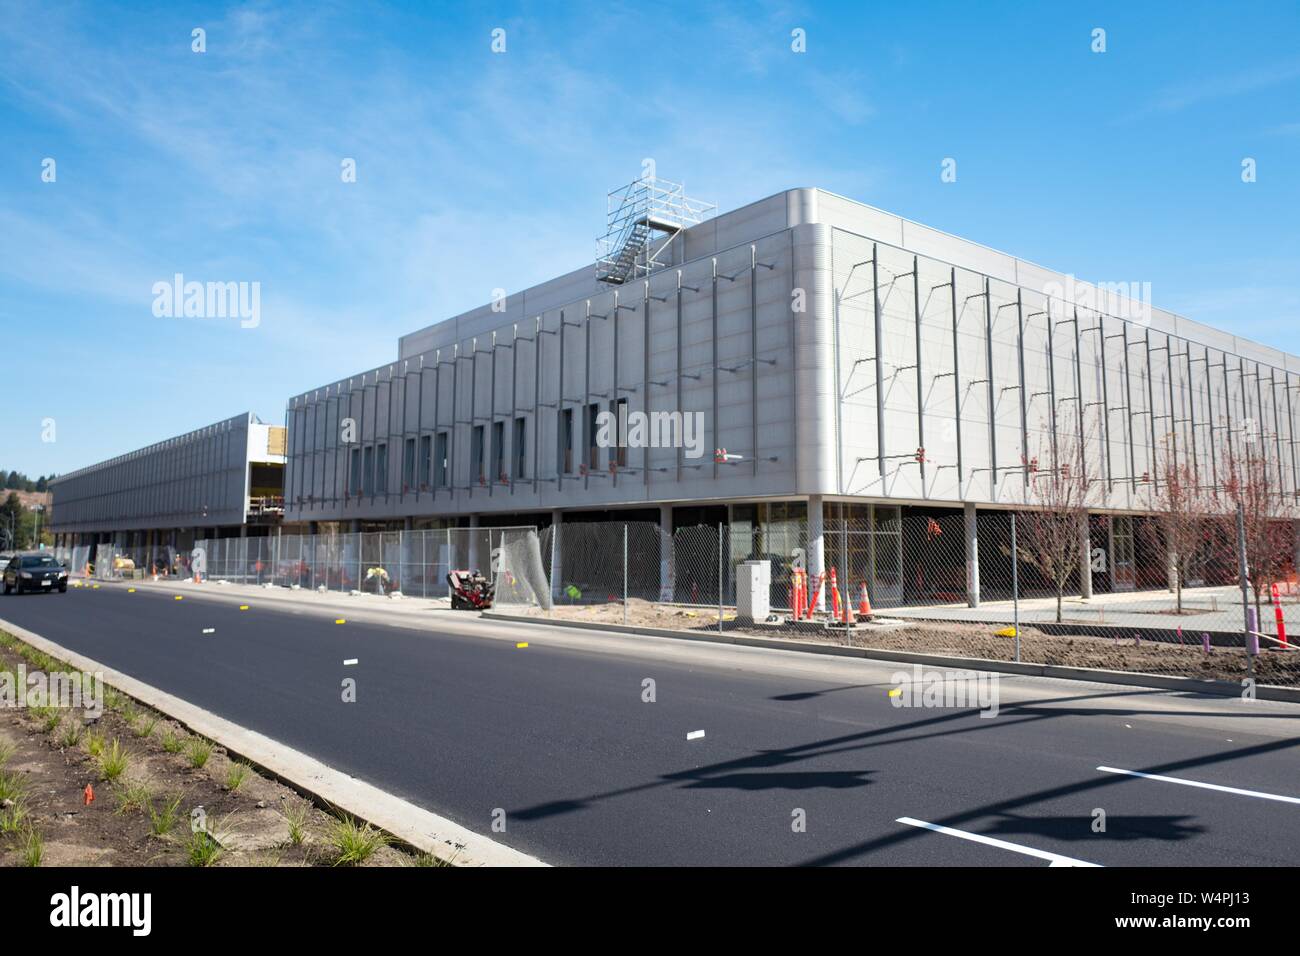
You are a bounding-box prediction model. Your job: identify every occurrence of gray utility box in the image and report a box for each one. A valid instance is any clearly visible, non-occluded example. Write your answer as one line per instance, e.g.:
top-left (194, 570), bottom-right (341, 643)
top-left (736, 560), bottom-right (771, 624)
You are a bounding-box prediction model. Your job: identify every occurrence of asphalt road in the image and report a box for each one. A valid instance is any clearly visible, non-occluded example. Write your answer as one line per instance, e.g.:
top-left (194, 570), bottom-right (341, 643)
top-left (2, 583), bottom-right (1298, 866)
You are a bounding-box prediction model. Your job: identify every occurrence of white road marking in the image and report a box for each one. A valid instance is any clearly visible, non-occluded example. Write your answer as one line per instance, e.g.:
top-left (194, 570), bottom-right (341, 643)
top-left (1097, 766), bottom-right (1300, 805)
top-left (686, 730), bottom-right (705, 740)
top-left (202, 628), bottom-right (215, 634)
top-left (343, 659), bottom-right (358, 666)
top-left (896, 817), bottom-right (1102, 867)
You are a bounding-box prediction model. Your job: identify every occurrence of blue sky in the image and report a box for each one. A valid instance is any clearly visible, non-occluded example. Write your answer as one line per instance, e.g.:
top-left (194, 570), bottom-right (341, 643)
top-left (2, 0), bottom-right (1298, 478)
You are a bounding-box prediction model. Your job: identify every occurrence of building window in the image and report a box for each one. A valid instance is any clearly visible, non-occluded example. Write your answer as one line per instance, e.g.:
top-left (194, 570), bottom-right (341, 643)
top-left (492, 421), bottom-right (505, 483)
top-left (418, 435), bottom-right (431, 489)
top-left (585, 402), bottom-right (600, 470)
top-left (375, 443), bottom-right (388, 496)
top-left (362, 445), bottom-right (375, 496)
top-left (434, 432), bottom-right (448, 488)
top-left (561, 409), bottom-right (574, 473)
top-left (612, 398), bottom-right (628, 467)
top-left (349, 447), bottom-right (362, 495)
top-left (513, 417), bottom-right (527, 479)
top-left (403, 437), bottom-right (416, 491)
top-left (471, 425), bottom-right (485, 485)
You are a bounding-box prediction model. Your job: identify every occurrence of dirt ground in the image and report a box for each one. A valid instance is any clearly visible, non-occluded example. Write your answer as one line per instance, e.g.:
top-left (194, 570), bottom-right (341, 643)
top-left (524, 599), bottom-right (1300, 687)
top-left (0, 632), bottom-right (445, 868)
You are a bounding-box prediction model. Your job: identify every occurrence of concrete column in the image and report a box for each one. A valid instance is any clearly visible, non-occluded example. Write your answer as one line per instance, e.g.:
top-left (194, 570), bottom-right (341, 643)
top-left (349, 519), bottom-right (361, 533)
top-left (1079, 513), bottom-right (1093, 600)
top-left (468, 513), bottom-right (481, 571)
top-left (308, 521), bottom-right (319, 535)
top-left (658, 503), bottom-right (675, 602)
top-left (403, 516), bottom-right (414, 531)
top-left (239, 525), bottom-right (248, 538)
top-left (965, 502), bottom-right (980, 608)
top-left (550, 509), bottom-right (563, 601)
top-left (808, 495), bottom-right (825, 611)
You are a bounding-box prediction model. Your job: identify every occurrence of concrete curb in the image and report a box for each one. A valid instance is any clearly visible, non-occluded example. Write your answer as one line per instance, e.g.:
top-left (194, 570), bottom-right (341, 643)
top-left (481, 611), bottom-right (1300, 705)
top-left (0, 615), bottom-right (547, 867)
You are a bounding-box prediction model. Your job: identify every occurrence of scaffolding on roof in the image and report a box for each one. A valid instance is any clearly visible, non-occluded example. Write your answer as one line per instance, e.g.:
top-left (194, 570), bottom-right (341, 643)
top-left (596, 175), bottom-right (715, 285)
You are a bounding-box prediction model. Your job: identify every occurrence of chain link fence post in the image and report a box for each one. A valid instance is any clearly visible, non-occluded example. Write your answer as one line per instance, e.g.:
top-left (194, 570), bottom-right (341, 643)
top-left (717, 521), bottom-right (724, 633)
top-left (1010, 511), bottom-right (1020, 663)
top-left (1236, 501), bottom-right (1255, 681)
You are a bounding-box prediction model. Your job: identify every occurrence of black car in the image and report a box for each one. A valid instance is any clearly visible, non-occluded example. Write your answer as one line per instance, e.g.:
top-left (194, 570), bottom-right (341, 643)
top-left (2, 553), bottom-right (70, 594)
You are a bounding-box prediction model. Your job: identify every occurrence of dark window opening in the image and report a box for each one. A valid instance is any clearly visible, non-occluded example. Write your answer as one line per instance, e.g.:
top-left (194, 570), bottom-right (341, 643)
top-left (513, 417), bottom-right (527, 479)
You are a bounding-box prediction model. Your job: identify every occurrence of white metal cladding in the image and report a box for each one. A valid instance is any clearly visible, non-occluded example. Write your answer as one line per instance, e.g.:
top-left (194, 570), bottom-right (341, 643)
top-left (284, 188), bottom-right (1300, 522)
top-left (49, 413), bottom-right (263, 533)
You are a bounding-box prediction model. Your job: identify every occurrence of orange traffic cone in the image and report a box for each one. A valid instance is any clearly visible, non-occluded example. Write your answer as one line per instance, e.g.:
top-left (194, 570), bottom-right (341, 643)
top-left (858, 583), bottom-right (872, 617)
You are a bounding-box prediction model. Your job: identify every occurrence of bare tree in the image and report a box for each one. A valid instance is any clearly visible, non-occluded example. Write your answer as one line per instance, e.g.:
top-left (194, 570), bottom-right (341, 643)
top-left (1141, 450), bottom-right (1216, 614)
top-left (1015, 432), bottom-right (1093, 623)
top-left (1224, 434), bottom-right (1296, 635)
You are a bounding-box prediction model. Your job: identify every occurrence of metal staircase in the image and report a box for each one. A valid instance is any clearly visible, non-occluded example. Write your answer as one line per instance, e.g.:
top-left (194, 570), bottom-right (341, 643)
top-left (597, 176), bottom-right (714, 284)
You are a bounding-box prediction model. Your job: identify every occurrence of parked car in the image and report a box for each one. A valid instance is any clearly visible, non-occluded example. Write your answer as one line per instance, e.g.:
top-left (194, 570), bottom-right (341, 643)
top-left (2, 552), bottom-right (70, 594)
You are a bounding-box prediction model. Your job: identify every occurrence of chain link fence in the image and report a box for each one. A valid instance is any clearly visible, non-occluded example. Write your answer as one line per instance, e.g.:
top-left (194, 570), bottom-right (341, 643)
top-left (191, 526), bottom-right (548, 606)
top-left (520, 508), bottom-right (1300, 690)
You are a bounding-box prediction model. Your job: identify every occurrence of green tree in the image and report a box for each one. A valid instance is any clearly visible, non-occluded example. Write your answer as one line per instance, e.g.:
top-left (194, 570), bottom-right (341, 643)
top-left (0, 492), bottom-right (21, 549)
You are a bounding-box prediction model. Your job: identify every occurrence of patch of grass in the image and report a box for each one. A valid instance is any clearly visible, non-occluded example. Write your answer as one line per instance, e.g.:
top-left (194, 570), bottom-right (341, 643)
top-left (132, 714), bottom-right (157, 739)
top-left (0, 768), bottom-right (25, 803)
top-left (328, 815), bottom-right (389, 866)
top-left (283, 803), bottom-right (310, 846)
top-left (59, 719), bottom-right (83, 749)
top-left (186, 828), bottom-right (223, 867)
top-left (225, 762), bottom-right (250, 793)
top-left (148, 793), bottom-right (183, 837)
top-left (104, 688), bottom-right (129, 713)
top-left (161, 729), bottom-right (185, 754)
top-left (186, 738), bottom-right (212, 769)
top-left (98, 738), bottom-right (129, 782)
top-left (20, 827), bottom-right (43, 867)
top-left (0, 741), bottom-right (15, 767)
top-left (0, 795), bottom-right (30, 835)
top-left (115, 779), bottom-right (153, 815)
top-left (409, 852), bottom-right (449, 867)
top-left (40, 710), bottom-right (61, 733)
top-left (84, 730), bottom-right (106, 758)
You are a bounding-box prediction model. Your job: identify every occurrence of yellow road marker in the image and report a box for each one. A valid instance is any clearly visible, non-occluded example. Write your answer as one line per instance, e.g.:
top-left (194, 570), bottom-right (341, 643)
top-left (334, 618), bottom-right (346, 624)
top-left (239, 605), bottom-right (249, 611)
top-left (888, 688), bottom-right (902, 698)
top-left (127, 588), bottom-right (136, 593)
top-left (516, 642), bottom-right (528, 648)
top-left (91, 584), bottom-right (99, 590)
top-left (175, 595), bottom-right (183, 601)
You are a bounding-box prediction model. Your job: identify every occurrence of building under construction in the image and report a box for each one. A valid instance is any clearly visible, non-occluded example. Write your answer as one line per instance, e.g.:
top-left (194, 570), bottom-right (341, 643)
top-left (48, 413), bottom-right (286, 572)
top-left (279, 178), bottom-right (1300, 606)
